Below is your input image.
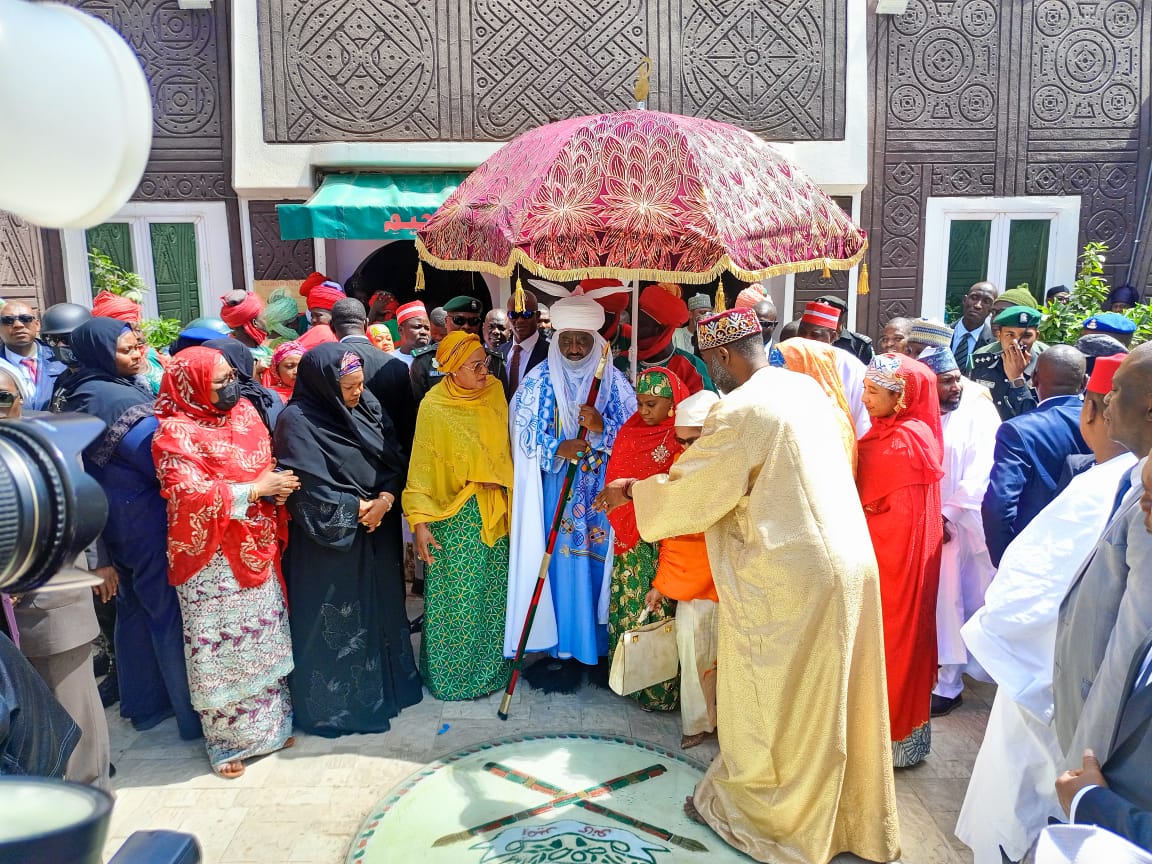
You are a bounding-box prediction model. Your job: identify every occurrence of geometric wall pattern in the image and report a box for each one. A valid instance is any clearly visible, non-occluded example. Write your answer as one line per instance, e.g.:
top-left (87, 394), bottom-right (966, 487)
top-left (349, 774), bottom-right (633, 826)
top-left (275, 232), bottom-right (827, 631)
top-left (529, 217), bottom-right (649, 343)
top-left (258, 0), bottom-right (846, 142)
top-left (0, 213), bottom-right (45, 306)
top-left (71, 0), bottom-right (236, 202)
top-left (248, 202), bottom-right (316, 281)
top-left (863, 0), bottom-right (1151, 330)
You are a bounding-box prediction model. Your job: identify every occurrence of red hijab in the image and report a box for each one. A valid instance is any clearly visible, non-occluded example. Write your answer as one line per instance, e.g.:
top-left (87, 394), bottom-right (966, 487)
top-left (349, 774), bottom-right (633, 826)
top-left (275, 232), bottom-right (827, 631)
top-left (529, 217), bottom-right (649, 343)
top-left (604, 367), bottom-right (689, 553)
top-left (152, 347), bottom-right (287, 589)
top-left (856, 353), bottom-right (944, 506)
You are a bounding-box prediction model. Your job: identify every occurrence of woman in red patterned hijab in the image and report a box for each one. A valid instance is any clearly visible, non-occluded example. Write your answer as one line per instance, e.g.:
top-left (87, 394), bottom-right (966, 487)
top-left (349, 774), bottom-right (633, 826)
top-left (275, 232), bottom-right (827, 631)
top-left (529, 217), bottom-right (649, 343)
top-left (152, 346), bottom-right (300, 779)
top-left (603, 366), bottom-right (689, 712)
top-left (856, 352), bottom-right (944, 769)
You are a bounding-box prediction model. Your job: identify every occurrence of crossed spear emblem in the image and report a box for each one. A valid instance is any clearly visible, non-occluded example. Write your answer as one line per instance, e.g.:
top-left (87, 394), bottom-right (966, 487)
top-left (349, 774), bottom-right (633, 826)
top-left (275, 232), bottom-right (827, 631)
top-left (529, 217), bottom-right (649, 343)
top-left (432, 760), bottom-right (707, 852)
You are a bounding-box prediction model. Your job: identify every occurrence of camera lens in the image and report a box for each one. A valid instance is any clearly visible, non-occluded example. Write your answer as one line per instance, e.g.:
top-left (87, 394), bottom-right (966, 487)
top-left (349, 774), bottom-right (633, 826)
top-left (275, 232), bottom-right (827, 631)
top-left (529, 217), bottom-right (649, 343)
top-left (0, 415), bottom-right (108, 593)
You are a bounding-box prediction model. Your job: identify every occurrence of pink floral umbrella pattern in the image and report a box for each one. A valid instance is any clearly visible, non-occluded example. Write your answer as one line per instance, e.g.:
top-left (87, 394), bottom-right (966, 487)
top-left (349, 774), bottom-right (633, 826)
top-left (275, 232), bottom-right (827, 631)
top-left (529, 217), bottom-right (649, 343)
top-left (415, 110), bottom-right (868, 291)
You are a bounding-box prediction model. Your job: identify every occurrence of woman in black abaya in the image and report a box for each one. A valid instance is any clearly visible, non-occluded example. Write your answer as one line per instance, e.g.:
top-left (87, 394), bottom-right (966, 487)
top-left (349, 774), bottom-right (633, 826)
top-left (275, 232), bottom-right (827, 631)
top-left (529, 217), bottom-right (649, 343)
top-left (274, 343), bottom-right (421, 736)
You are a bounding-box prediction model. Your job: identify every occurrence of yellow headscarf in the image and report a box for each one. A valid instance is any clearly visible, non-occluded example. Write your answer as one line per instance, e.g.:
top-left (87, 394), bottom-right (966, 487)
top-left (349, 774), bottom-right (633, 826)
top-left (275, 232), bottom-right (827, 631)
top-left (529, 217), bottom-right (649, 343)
top-left (402, 332), bottom-right (513, 544)
top-left (777, 339), bottom-right (858, 475)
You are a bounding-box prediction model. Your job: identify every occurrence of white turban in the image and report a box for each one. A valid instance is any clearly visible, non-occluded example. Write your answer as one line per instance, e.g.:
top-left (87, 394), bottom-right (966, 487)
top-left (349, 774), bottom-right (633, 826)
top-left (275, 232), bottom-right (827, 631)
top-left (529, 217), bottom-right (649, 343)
top-left (549, 295), bottom-right (605, 333)
top-left (677, 390), bottom-right (719, 427)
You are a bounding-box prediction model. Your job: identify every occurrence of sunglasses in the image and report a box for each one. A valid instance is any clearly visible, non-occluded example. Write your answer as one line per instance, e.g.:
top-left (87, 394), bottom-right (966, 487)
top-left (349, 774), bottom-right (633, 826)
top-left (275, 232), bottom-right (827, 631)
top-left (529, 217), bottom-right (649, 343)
top-left (507, 310), bottom-right (537, 320)
top-left (0, 392), bottom-right (18, 407)
top-left (0, 314), bottom-right (36, 326)
top-left (759, 319), bottom-right (778, 330)
top-left (451, 315), bottom-right (482, 327)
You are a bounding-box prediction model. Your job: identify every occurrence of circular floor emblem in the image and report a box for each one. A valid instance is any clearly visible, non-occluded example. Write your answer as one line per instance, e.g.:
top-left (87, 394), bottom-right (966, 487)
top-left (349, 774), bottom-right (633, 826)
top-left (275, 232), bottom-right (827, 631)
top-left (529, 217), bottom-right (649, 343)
top-left (346, 733), bottom-right (750, 863)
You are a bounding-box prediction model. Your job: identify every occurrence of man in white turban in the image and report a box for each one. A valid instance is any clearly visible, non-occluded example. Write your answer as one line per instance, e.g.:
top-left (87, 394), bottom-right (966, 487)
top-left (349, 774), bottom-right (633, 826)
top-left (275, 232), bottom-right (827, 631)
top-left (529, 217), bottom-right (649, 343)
top-left (505, 295), bottom-right (638, 686)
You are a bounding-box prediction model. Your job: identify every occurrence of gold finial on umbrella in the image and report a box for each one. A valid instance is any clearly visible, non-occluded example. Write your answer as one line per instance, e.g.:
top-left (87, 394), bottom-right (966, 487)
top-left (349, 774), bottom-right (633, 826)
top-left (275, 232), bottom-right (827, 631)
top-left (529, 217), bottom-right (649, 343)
top-left (634, 58), bottom-right (652, 109)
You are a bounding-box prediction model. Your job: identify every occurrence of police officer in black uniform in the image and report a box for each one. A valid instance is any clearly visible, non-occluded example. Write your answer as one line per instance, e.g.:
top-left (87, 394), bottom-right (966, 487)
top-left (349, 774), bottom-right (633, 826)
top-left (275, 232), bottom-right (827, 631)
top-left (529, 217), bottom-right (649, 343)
top-left (815, 294), bottom-right (874, 364)
top-left (969, 304), bottom-right (1047, 421)
top-left (410, 294), bottom-right (507, 402)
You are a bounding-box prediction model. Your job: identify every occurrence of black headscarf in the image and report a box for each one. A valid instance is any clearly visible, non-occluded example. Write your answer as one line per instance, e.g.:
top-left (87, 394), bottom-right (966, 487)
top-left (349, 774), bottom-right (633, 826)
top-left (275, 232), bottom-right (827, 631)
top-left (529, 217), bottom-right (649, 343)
top-left (59, 317), bottom-right (155, 467)
top-left (273, 342), bottom-right (404, 498)
top-left (202, 338), bottom-right (281, 433)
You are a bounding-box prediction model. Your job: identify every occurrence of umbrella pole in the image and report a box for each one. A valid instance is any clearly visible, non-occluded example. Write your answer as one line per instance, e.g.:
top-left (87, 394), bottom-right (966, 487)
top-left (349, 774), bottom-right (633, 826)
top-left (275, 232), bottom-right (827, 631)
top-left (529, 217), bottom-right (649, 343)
top-left (629, 278), bottom-right (639, 382)
top-left (499, 343), bottom-right (612, 720)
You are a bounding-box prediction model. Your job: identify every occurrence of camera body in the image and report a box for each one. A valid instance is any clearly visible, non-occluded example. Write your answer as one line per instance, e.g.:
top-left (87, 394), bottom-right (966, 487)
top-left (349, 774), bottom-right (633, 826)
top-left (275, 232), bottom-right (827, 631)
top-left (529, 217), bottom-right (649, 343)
top-left (0, 414), bottom-right (108, 594)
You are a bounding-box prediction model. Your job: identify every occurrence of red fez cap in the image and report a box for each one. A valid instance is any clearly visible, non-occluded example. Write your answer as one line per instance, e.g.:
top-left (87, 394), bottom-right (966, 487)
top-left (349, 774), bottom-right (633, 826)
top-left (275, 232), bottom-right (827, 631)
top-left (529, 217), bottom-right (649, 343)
top-left (802, 301), bottom-right (840, 329)
top-left (639, 283), bottom-right (689, 328)
top-left (1087, 353), bottom-right (1127, 396)
top-left (396, 301), bottom-right (428, 325)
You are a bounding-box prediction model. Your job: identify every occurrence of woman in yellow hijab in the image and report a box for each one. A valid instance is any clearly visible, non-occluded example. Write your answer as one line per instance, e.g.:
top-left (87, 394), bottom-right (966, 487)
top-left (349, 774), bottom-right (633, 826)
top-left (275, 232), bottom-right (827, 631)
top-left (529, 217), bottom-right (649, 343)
top-left (402, 331), bottom-right (514, 699)
top-left (774, 339), bottom-right (859, 474)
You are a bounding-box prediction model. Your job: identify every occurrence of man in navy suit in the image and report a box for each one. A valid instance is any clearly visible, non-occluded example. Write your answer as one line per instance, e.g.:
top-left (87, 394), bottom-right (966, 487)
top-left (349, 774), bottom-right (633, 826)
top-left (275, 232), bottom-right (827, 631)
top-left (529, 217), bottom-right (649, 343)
top-left (982, 345), bottom-right (1092, 566)
top-left (1057, 629), bottom-right (1152, 851)
top-left (0, 299), bottom-right (65, 412)
top-left (950, 281), bottom-right (997, 373)
top-left (500, 289), bottom-right (548, 400)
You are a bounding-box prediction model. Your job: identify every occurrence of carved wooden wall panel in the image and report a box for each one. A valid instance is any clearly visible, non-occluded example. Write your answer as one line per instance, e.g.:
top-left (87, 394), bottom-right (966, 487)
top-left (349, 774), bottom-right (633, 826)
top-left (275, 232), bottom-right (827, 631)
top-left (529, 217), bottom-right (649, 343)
top-left (0, 213), bottom-right (46, 307)
top-left (72, 0), bottom-right (234, 201)
top-left (862, 0), bottom-right (1152, 333)
top-left (249, 202), bottom-right (316, 281)
top-left (258, 0), bottom-right (846, 143)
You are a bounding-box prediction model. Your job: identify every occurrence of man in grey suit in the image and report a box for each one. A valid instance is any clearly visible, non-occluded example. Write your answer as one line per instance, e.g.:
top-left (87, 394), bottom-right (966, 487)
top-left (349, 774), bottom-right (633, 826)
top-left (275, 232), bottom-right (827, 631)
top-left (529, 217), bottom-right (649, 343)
top-left (1056, 629), bottom-right (1152, 850)
top-left (1054, 343), bottom-right (1152, 763)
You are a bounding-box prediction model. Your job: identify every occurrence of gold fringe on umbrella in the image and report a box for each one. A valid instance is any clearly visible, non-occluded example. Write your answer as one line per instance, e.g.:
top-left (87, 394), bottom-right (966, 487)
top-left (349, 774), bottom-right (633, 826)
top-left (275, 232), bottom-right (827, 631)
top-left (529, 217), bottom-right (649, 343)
top-left (413, 239), bottom-right (869, 288)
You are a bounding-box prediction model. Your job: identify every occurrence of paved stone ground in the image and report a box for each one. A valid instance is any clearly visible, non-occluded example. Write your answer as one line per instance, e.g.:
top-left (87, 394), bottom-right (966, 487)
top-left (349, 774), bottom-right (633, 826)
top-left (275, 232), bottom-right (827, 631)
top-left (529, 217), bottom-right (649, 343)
top-left (100, 598), bottom-right (992, 864)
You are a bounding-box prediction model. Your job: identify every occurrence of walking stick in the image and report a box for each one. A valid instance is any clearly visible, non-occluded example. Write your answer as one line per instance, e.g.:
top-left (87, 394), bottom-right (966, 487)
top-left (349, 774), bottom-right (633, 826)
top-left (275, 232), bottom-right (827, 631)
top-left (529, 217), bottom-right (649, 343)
top-left (499, 341), bottom-right (612, 720)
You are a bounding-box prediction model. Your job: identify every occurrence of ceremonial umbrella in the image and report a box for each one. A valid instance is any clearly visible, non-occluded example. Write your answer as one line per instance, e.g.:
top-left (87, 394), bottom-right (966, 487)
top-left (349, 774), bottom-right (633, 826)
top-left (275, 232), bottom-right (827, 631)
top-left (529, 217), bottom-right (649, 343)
top-left (414, 108), bottom-right (869, 307)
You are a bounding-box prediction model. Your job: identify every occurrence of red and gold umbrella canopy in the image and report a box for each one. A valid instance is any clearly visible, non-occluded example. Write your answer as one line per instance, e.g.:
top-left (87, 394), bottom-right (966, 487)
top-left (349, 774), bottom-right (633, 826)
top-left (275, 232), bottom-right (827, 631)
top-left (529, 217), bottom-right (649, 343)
top-left (415, 110), bottom-right (868, 291)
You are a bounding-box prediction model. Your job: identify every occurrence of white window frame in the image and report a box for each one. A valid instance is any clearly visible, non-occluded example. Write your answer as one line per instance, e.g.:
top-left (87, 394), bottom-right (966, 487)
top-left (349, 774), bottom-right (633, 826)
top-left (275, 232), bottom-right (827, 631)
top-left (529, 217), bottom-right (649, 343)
top-left (921, 195), bottom-right (1081, 319)
top-left (61, 201), bottom-right (232, 321)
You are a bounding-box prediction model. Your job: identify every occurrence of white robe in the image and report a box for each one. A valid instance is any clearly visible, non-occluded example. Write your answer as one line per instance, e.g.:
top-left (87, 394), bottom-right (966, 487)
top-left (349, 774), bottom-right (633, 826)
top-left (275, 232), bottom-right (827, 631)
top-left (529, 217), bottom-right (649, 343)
top-left (936, 382), bottom-right (1000, 679)
top-left (956, 453), bottom-right (1138, 863)
top-left (831, 345), bottom-right (870, 438)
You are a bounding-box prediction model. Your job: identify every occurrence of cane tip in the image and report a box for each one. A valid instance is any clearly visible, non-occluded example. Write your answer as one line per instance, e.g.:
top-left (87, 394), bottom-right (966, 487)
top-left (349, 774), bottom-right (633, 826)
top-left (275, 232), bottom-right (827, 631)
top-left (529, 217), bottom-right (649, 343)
top-left (497, 710), bottom-right (509, 721)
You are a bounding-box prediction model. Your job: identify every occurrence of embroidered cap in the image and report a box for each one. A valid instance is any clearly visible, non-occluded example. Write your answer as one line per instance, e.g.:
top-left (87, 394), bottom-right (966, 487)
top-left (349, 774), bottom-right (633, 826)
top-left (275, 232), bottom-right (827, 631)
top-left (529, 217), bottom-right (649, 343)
top-left (636, 369), bottom-right (674, 399)
top-left (908, 318), bottom-right (953, 348)
top-left (337, 351), bottom-right (363, 378)
top-left (396, 301), bottom-right (428, 325)
top-left (696, 308), bottom-right (762, 351)
top-left (918, 346), bottom-right (959, 375)
top-left (865, 353), bottom-right (906, 392)
top-left (686, 293), bottom-right (712, 312)
top-left (801, 301), bottom-right (840, 330)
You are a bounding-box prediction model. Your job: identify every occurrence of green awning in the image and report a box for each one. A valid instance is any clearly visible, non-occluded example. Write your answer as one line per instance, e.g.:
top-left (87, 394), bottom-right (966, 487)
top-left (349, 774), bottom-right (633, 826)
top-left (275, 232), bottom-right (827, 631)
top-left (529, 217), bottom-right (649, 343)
top-left (277, 173), bottom-right (464, 241)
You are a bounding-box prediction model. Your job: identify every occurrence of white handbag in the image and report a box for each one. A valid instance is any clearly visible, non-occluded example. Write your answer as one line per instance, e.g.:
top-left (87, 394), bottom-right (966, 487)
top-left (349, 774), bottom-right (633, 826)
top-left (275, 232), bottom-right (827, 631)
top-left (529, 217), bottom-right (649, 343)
top-left (608, 608), bottom-right (680, 696)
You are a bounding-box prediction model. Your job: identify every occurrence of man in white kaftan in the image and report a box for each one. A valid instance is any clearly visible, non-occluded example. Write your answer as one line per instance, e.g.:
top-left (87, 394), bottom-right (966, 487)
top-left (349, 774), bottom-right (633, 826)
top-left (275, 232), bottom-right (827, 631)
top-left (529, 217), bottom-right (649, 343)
top-left (918, 348), bottom-right (1000, 713)
top-left (957, 353), bottom-right (1136, 863)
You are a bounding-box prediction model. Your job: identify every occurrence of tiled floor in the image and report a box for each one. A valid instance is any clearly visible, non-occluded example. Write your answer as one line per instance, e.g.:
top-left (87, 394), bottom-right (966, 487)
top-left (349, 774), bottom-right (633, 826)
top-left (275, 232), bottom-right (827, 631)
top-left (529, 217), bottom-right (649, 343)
top-left (100, 671), bottom-right (993, 863)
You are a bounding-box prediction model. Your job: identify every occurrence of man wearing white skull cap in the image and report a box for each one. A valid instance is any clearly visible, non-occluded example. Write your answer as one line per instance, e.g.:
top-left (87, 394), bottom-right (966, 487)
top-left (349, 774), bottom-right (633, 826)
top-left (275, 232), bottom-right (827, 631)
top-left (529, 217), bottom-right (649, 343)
top-left (504, 295), bottom-right (638, 686)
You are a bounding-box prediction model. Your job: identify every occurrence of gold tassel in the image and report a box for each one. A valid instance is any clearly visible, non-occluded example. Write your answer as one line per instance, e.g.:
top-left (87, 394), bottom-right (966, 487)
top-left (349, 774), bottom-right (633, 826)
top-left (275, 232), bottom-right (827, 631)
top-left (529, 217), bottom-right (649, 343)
top-left (415, 261), bottom-right (425, 292)
top-left (512, 273), bottom-right (526, 313)
top-left (821, 259), bottom-right (831, 280)
top-left (714, 282), bottom-right (727, 312)
top-left (857, 260), bottom-right (870, 296)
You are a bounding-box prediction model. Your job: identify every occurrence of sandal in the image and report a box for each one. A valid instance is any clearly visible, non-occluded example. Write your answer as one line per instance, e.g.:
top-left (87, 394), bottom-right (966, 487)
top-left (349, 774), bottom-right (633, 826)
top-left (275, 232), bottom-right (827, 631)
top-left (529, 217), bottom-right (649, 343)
top-left (683, 796), bottom-right (705, 825)
top-left (680, 731), bottom-right (714, 749)
top-left (214, 760), bottom-right (245, 779)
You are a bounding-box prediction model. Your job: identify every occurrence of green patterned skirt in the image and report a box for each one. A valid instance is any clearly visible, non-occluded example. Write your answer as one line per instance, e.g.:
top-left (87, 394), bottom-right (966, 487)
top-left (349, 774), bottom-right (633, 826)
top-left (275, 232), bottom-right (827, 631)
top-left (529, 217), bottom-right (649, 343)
top-left (608, 541), bottom-right (679, 712)
top-left (419, 496), bottom-right (512, 701)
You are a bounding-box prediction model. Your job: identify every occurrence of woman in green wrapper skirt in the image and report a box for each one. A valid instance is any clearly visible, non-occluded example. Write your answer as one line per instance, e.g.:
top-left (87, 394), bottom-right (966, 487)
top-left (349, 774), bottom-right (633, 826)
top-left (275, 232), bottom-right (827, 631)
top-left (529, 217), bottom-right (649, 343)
top-left (402, 332), bottom-right (513, 700)
top-left (604, 367), bottom-right (689, 712)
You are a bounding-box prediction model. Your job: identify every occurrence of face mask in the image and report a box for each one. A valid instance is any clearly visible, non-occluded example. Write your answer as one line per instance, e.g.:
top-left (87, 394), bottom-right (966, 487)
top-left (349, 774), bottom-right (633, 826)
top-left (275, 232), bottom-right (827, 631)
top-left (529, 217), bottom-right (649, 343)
top-left (214, 380), bottom-right (242, 412)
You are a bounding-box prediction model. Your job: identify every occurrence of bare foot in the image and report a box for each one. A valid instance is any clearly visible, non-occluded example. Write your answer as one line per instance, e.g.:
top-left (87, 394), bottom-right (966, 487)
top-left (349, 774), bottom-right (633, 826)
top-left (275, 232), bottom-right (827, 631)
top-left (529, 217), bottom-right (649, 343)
top-left (684, 795), bottom-right (705, 825)
top-left (680, 731), bottom-right (715, 750)
top-left (282, 736), bottom-right (296, 750)
top-left (215, 760), bottom-right (245, 779)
